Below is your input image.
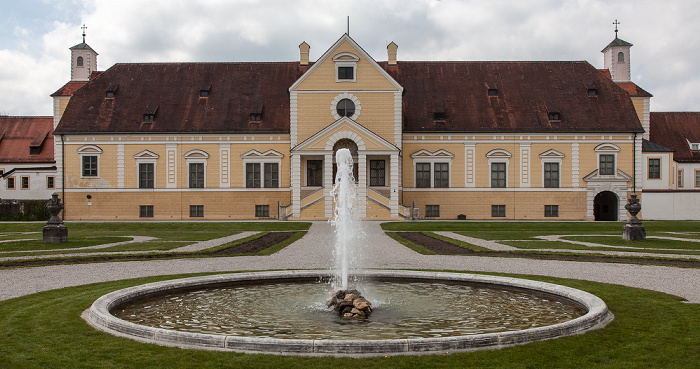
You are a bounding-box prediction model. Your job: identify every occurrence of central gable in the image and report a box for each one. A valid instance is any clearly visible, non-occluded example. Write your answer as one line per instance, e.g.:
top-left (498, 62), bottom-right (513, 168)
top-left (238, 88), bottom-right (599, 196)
top-left (293, 117), bottom-right (398, 153)
top-left (290, 34), bottom-right (402, 92)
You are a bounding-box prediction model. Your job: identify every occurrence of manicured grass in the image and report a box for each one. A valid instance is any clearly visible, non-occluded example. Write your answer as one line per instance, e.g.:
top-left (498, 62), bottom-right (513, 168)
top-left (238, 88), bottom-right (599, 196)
top-left (0, 272), bottom-right (697, 368)
top-left (0, 222), bottom-right (311, 253)
top-left (382, 221), bottom-right (700, 256)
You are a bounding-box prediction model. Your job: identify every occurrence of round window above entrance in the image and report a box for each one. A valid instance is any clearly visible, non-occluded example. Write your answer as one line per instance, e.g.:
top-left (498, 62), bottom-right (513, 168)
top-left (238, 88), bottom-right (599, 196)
top-left (336, 99), bottom-right (355, 117)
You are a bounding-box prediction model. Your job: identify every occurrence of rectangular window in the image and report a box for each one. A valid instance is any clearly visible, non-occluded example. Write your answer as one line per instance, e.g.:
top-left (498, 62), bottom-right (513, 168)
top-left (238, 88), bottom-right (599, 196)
top-left (47, 176), bottom-right (55, 189)
top-left (416, 163), bottom-right (431, 188)
top-left (648, 158), bottom-right (661, 179)
top-left (20, 176), bottom-right (29, 189)
top-left (189, 205), bottom-right (204, 217)
top-left (491, 205), bottom-right (506, 217)
top-left (139, 205), bottom-right (153, 218)
top-left (250, 113), bottom-right (262, 123)
top-left (696, 170), bottom-right (700, 188)
top-left (544, 162), bottom-right (560, 188)
top-left (544, 205), bottom-right (559, 217)
top-left (138, 163), bottom-right (154, 188)
top-left (491, 162), bottom-right (506, 188)
top-left (425, 205), bottom-right (440, 218)
top-left (599, 154), bottom-right (615, 175)
top-left (678, 170), bottom-right (684, 188)
top-left (189, 163), bottom-right (204, 188)
top-left (264, 163), bottom-right (279, 188)
top-left (30, 147), bottom-right (41, 155)
top-left (307, 160), bottom-right (323, 186)
top-left (7, 177), bottom-right (15, 189)
top-left (82, 155), bottom-right (98, 177)
top-left (338, 66), bottom-right (354, 80)
top-left (370, 160), bottom-right (386, 186)
top-left (434, 163), bottom-right (449, 188)
top-left (255, 205), bottom-right (270, 218)
top-left (246, 163), bottom-right (260, 188)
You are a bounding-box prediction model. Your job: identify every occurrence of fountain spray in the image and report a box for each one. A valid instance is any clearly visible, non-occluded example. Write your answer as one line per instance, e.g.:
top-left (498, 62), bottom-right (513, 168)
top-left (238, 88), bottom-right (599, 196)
top-left (331, 148), bottom-right (356, 290)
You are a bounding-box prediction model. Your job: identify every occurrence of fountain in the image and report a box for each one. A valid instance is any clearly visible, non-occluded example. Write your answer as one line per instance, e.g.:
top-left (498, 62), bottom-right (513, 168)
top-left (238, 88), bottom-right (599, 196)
top-left (85, 148), bottom-right (613, 356)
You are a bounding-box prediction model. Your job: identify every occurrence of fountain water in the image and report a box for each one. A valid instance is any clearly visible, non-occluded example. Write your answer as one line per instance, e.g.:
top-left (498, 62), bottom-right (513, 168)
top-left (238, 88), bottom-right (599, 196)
top-left (330, 148), bottom-right (359, 290)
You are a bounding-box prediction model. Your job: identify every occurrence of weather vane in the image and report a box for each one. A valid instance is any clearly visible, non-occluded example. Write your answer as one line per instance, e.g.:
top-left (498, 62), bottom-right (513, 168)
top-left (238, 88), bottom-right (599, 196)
top-left (81, 24), bottom-right (87, 43)
top-left (613, 19), bottom-right (620, 38)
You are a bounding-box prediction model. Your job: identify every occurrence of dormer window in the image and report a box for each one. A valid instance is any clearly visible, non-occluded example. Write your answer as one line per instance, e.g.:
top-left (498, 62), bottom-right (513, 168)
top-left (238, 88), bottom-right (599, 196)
top-left (691, 143), bottom-right (699, 151)
top-left (250, 101), bottom-right (263, 123)
top-left (30, 146), bottom-right (41, 155)
top-left (486, 83), bottom-right (498, 96)
top-left (250, 113), bottom-right (262, 123)
top-left (546, 102), bottom-right (561, 121)
top-left (587, 88), bottom-right (598, 96)
top-left (199, 83), bottom-right (211, 98)
top-left (105, 83), bottom-right (119, 99)
top-left (433, 112), bottom-right (446, 123)
top-left (143, 104), bottom-right (158, 124)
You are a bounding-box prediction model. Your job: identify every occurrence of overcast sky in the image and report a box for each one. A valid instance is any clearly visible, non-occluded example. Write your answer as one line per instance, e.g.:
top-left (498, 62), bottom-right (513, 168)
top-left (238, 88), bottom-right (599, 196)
top-left (1, 0), bottom-right (699, 116)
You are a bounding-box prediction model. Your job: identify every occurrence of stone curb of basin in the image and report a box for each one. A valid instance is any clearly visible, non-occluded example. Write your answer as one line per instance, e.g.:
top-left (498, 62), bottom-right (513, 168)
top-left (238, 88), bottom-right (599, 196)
top-left (85, 270), bottom-right (613, 357)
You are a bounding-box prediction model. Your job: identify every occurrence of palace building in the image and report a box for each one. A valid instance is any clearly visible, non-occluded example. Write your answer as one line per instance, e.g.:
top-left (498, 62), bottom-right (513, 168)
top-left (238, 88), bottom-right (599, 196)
top-left (50, 32), bottom-right (681, 221)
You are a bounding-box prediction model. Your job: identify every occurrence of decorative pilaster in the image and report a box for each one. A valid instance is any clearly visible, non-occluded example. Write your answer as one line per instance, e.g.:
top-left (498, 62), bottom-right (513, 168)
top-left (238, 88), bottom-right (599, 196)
top-left (390, 153), bottom-right (399, 217)
top-left (219, 143), bottom-right (230, 188)
top-left (291, 154), bottom-right (301, 217)
top-left (358, 153), bottom-right (367, 218)
top-left (117, 144), bottom-right (124, 188)
top-left (324, 153), bottom-right (333, 218)
top-left (572, 142), bottom-right (580, 188)
top-left (520, 144), bottom-right (530, 188)
top-left (464, 143), bottom-right (475, 187)
top-left (166, 144), bottom-right (177, 188)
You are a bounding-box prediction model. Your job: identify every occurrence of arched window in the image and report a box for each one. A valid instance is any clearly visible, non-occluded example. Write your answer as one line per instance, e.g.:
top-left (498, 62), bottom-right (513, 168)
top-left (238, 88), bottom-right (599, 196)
top-left (617, 52), bottom-right (625, 63)
top-left (77, 56), bottom-right (84, 67)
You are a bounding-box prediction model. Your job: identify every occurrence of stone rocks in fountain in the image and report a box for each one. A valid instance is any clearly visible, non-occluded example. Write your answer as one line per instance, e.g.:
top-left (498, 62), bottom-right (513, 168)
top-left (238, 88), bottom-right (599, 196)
top-left (327, 289), bottom-right (373, 319)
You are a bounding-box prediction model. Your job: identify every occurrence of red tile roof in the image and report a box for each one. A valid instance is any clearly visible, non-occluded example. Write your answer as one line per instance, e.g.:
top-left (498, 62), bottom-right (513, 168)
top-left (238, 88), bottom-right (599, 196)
top-left (650, 112), bottom-right (700, 163)
top-left (55, 60), bottom-right (642, 135)
top-left (383, 61), bottom-right (643, 133)
top-left (615, 82), bottom-right (653, 98)
top-left (56, 63), bottom-right (307, 134)
top-left (0, 116), bottom-right (54, 163)
top-left (51, 81), bottom-right (89, 97)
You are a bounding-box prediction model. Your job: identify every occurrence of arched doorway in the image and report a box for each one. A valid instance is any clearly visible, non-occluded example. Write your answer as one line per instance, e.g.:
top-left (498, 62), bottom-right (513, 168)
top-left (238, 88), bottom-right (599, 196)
top-left (332, 139), bottom-right (358, 182)
top-left (594, 191), bottom-right (618, 221)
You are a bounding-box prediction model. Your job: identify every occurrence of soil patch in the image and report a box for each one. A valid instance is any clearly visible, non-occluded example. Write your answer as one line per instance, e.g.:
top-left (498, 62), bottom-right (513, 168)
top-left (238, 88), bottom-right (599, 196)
top-left (0, 232), bottom-right (295, 268)
top-left (210, 232), bottom-right (294, 255)
top-left (396, 232), bottom-right (700, 268)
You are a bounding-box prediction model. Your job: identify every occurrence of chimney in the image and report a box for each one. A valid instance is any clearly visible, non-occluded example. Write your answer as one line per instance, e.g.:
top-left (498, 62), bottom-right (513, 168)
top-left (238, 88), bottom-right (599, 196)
top-left (299, 41), bottom-right (310, 66)
top-left (387, 41), bottom-right (398, 66)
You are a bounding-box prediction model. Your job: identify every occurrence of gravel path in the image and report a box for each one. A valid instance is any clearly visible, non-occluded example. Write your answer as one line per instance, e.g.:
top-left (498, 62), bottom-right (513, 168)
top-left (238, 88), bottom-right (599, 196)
top-left (1, 222), bottom-right (698, 303)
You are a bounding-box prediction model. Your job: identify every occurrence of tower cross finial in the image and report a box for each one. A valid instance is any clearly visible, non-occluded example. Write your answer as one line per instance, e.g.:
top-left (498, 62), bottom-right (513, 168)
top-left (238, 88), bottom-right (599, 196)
top-left (81, 24), bottom-right (87, 43)
top-left (613, 19), bottom-right (620, 38)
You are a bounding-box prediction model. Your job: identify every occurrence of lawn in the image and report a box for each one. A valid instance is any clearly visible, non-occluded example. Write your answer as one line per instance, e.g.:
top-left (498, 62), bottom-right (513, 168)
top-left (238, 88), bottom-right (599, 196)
top-left (0, 272), bottom-right (697, 368)
top-left (0, 222), bottom-right (311, 255)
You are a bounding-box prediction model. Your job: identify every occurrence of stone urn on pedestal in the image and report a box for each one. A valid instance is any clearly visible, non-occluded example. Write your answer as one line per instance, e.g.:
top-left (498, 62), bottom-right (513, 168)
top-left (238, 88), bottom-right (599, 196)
top-left (622, 193), bottom-right (645, 241)
top-left (43, 192), bottom-right (68, 243)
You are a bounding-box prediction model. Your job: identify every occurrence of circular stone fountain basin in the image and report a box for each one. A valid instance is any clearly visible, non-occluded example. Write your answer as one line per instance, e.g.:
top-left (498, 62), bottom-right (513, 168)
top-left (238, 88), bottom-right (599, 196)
top-left (86, 270), bottom-right (613, 356)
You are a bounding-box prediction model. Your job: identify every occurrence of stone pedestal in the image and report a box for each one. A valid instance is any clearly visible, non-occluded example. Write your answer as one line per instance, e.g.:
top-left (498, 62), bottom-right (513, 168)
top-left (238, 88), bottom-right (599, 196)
top-left (43, 192), bottom-right (68, 243)
top-left (622, 193), bottom-right (645, 241)
top-left (43, 224), bottom-right (68, 243)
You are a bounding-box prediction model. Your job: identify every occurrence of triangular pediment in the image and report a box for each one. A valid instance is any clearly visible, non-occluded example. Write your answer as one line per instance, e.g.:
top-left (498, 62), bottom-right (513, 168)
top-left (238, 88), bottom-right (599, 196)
top-left (133, 150), bottom-right (159, 159)
top-left (289, 34), bottom-right (403, 92)
top-left (410, 149), bottom-right (454, 158)
top-left (241, 149), bottom-right (284, 159)
top-left (293, 117), bottom-right (398, 153)
top-left (539, 149), bottom-right (565, 158)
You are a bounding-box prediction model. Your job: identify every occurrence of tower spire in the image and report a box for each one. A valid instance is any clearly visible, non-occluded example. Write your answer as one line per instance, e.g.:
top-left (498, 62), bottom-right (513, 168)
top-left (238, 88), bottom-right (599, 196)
top-left (81, 24), bottom-right (87, 43)
top-left (613, 19), bottom-right (620, 38)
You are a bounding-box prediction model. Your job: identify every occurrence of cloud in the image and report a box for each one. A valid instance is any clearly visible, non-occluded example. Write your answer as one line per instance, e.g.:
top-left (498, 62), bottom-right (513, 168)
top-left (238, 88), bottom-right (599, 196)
top-left (1, 0), bottom-right (700, 115)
